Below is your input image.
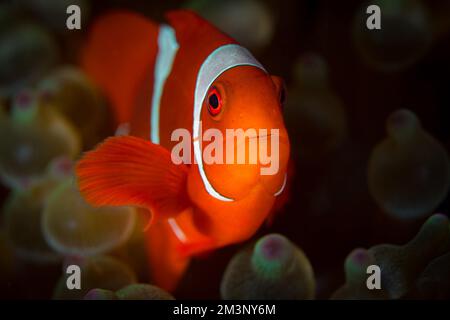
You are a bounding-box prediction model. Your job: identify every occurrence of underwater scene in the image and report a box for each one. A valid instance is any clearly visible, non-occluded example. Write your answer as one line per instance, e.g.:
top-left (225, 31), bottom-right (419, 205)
top-left (0, 0), bottom-right (449, 301)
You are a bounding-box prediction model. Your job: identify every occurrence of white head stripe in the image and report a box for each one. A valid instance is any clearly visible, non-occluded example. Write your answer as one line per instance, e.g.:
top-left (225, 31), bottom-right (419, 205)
top-left (193, 44), bottom-right (266, 201)
top-left (150, 25), bottom-right (179, 144)
top-left (274, 173), bottom-right (287, 197)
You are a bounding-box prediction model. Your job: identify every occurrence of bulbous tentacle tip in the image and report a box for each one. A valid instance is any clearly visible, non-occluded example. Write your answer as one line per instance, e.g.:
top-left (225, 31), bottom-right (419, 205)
top-left (116, 284), bottom-right (175, 300)
top-left (251, 233), bottom-right (293, 278)
top-left (47, 155), bottom-right (73, 178)
top-left (415, 213), bottom-right (450, 242)
top-left (11, 89), bottom-right (39, 124)
top-left (349, 248), bottom-right (372, 266)
top-left (386, 109), bottom-right (420, 142)
top-left (294, 53), bottom-right (328, 86)
top-left (426, 213), bottom-right (449, 226)
top-left (345, 248), bottom-right (375, 281)
top-left (84, 288), bottom-right (117, 300)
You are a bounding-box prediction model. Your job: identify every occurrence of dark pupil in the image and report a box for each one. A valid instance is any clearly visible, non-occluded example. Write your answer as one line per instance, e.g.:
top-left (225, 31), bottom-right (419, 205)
top-left (209, 93), bottom-right (219, 109)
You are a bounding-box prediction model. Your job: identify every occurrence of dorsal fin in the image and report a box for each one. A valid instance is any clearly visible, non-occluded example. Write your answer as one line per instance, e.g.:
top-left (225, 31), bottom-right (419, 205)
top-left (155, 10), bottom-right (237, 147)
top-left (165, 10), bottom-right (235, 58)
top-left (81, 11), bottom-right (159, 124)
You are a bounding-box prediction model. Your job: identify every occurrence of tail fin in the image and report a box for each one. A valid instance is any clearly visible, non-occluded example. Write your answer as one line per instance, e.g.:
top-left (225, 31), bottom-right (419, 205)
top-left (81, 11), bottom-right (159, 124)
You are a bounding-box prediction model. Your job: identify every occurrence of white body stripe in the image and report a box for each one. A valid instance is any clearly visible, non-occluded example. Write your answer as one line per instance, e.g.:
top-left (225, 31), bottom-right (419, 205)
top-left (168, 218), bottom-right (187, 243)
top-left (150, 25), bottom-right (179, 144)
top-left (193, 44), bottom-right (266, 202)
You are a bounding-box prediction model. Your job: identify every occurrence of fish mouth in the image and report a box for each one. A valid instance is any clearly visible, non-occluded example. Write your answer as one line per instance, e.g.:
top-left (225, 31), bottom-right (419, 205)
top-left (245, 136), bottom-right (291, 199)
top-left (247, 133), bottom-right (273, 140)
top-left (199, 130), bottom-right (290, 201)
top-left (258, 136), bottom-right (290, 197)
top-left (239, 170), bottom-right (287, 201)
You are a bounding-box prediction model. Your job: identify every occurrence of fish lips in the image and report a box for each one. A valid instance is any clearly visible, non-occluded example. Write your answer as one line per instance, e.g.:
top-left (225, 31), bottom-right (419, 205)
top-left (201, 133), bottom-right (290, 201)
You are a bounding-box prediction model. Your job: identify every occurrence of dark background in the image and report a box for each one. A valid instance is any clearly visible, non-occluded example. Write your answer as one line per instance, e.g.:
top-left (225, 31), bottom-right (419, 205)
top-left (0, 0), bottom-right (449, 299)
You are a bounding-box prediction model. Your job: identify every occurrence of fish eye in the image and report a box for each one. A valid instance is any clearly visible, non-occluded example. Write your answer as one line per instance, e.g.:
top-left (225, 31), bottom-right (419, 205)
top-left (207, 87), bottom-right (222, 116)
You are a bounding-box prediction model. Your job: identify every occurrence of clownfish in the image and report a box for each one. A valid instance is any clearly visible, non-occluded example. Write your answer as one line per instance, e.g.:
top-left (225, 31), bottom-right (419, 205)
top-left (76, 10), bottom-right (290, 291)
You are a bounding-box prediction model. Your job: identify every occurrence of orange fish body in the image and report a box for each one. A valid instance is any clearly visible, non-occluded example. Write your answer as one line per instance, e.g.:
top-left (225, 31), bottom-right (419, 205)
top-left (77, 10), bottom-right (290, 291)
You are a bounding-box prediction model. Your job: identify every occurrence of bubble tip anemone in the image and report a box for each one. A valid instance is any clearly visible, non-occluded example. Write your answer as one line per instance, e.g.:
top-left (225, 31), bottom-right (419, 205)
top-left (251, 234), bottom-right (293, 279)
top-left (426, 213), bottom-right (448, 226)
top-left (116, 284), bottom-right (175, 300)
top-left (84, 288), bottom-right (117, 300)
top-left (345, 248), bottom-right (375, 281)
top-left (386, 109), bottom-right (420, 142)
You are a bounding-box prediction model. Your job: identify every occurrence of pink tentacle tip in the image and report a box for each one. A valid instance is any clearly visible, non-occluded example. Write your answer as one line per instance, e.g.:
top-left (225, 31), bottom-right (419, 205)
top-left (16, 91), bottom-right (33, 109)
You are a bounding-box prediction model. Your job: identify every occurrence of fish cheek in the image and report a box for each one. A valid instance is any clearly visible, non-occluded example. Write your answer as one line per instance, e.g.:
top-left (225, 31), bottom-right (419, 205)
top-left (205, 162), bottom-right (260, 200)
top-left (187, 167), bottom-right (276, 245)
top-left (201, 126), bottom-right (258, 199)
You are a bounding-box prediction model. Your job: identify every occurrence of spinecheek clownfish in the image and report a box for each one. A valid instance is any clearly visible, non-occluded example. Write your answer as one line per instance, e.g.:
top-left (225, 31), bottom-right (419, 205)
top-left (75, 10), bottom-right (290, 291)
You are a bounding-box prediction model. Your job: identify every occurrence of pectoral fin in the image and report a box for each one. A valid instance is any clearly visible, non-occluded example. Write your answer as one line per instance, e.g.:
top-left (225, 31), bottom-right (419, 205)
top-left (75, 136), bottom-right (190, 219)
